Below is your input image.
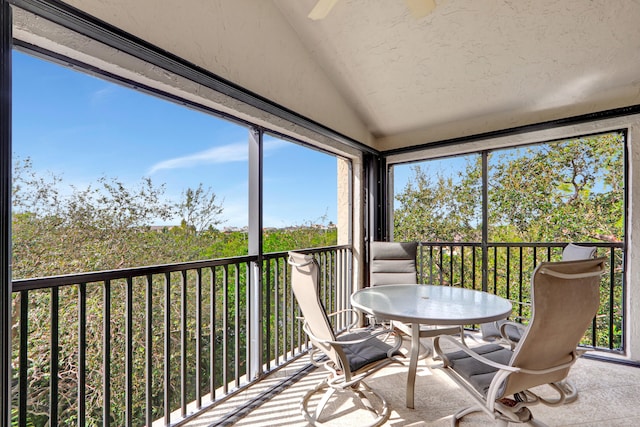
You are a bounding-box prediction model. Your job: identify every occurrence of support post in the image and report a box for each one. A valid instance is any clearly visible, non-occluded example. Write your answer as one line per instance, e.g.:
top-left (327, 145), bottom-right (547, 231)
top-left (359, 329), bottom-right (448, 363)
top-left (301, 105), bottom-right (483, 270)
top-left (0, 2), bottom-right (12, 426)
top-left (481, 151), bottom-right (489, 292)
top-left (248, 127), bottom-right (263, 379)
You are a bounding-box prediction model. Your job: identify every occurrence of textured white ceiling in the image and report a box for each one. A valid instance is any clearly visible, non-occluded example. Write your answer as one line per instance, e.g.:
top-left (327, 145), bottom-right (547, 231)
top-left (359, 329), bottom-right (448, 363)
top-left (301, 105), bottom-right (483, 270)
top-left (55, 0), bottom-right (640, 151)
top-left (275, 0), bottom-right (640, 149)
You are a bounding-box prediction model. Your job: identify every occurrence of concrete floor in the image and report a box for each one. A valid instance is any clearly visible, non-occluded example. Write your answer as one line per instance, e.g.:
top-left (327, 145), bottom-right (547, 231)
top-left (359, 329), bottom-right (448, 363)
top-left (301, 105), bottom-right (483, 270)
top-left (184, 336), bottom-right (640, 427)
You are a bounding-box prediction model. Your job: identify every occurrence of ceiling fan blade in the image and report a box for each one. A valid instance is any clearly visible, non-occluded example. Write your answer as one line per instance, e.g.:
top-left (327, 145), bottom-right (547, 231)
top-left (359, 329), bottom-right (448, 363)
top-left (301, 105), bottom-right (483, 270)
top-left (308, 0), bottom-right (339, 20)
top-left (405, 0), bottom-right (436, 18)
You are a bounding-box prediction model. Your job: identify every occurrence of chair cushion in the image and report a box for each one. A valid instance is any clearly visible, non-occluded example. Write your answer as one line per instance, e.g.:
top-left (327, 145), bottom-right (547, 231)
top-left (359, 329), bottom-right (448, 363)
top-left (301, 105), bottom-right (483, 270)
top-left (370, 241), bottom-right (418, 286)
top-left (370, 241), bottom-right (417, 261)
top-left (480, 320), bottom-right (503, 340)
top-left (370, 259), bottom-right (416, 273)
top-left (369, 271), bottom-right (418, 286)
top-left (338, 330), bottom-right (402, 372)
top-left (445, 344), bottom-right (513, 396)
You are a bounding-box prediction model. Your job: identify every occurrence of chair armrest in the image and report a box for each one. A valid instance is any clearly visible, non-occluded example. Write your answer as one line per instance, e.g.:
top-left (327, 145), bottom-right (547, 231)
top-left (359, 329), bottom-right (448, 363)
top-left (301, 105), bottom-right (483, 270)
top-left (517, 352), bottom-right (579, 375)
top-left (433, 335), bottom-right (520, 372)
top-left (435, 335), bottom-right (580, 376)
top-left (303, 322), bottom-right (399, 346)
top-left (297, 309), bottom-right (360, 332)
top-left (326, 308), bottom-right (360, 330)
top-left (499, 320), bottom-right (526, 348)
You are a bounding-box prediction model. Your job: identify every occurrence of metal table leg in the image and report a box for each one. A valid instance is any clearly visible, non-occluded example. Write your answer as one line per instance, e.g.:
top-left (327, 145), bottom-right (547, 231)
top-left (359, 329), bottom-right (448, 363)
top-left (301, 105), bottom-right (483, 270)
top-left (406, 322), bottom-right (420, 409)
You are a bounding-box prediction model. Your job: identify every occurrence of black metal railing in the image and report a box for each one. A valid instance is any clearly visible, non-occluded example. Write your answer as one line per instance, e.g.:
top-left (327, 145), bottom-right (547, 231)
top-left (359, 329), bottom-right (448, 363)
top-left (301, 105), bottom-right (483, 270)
top-left (10, 241), bottom-right (626, 426)
top-left (417, 241), bottom-right (625, 353)
top-left (11, 245), bottom-right (351, 427)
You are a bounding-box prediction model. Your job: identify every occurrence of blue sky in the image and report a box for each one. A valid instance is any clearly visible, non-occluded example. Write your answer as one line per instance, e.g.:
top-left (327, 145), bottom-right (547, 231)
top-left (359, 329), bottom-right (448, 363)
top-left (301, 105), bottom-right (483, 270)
top-left (12, 50), bottom-right (338, 228)
top-left (392, 154), bottom-right (474, 205)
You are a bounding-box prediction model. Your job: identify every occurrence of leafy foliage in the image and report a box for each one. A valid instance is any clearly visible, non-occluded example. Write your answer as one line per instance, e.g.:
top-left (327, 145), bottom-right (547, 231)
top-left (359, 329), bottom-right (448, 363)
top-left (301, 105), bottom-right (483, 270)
top-left (395, 132), bottom-right (625, 351)
top-left (488, 133), bottom-right (623, 242)
top-left (395, 133), bottom-right (624, 244)
top-left (11, 158), bottom-right (337, 426)
top-left (176, 184), bottom-right (225, 234)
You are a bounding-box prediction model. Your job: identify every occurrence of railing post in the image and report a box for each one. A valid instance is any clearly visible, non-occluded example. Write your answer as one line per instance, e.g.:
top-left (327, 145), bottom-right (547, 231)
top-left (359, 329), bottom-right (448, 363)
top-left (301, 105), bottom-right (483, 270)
top-left (248, 128), bottom-right (263, 380)
top-left (0, 3), bottom-right (12, 426)
top-left (481, 151), bottom-right (489, 292)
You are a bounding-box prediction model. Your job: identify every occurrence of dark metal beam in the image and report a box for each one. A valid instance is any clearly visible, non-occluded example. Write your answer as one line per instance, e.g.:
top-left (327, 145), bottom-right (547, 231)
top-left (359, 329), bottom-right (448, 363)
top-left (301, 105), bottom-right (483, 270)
top-left (382, 104), bottom-right (640, 157)
top-left (364, 153), bottom-right (385, 243)
top-left (0, 1), bottom-right (12, 426)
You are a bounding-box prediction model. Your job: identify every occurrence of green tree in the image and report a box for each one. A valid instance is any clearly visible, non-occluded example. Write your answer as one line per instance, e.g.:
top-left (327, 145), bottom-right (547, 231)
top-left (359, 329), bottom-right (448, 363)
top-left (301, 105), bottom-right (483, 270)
top-left (488, 133), bottom-right (623, 242)
top-left (393, 132), bottom-right (625, 350)
top-left (12, 159), bottom-right (229, 426)
top-left (394, 163), bottom-right (481, 242)
top-left (394, 133), bottom-right (623, 244)
top-left (177, 183), bottom-right (225, 234)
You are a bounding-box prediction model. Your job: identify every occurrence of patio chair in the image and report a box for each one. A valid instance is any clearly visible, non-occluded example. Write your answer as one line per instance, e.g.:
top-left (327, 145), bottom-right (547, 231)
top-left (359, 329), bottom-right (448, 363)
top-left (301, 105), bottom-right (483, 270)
top-left (480, 243), bottom-right (598, 346)
top-left (434, 257), bottom-right (605, 426)
top-left (288, 251), bottom-right (403, 427)
top-left (369, 241), bottom-right (464, 355)
top-left (479, 244), bottom-right (599, 403)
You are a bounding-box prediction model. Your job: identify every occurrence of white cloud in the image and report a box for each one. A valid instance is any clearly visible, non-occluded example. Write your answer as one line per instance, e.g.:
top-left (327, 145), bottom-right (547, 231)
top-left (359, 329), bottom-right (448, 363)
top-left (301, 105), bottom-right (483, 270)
top-left (147, 139), bottom-right (289, 175)
top-left (264, 138), bottom-right (290, 152)
top-left (148, 142), bottom-right (247, 174)
top-left (90, 86), bottom-right (116, 105)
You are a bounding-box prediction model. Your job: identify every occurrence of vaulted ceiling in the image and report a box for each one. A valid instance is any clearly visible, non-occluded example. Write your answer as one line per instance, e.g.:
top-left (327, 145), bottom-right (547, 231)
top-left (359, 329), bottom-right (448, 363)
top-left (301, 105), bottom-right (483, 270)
top-left (275, 0), bottom-right (640, 150)
top-left (44, 0), bottom-right (640, 151)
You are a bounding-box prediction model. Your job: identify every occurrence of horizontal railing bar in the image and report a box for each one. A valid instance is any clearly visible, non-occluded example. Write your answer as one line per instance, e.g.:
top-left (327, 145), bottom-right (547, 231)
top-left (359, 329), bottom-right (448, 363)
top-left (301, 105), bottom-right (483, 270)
top-left (12, 246), bottom-right (350, 292)
top-left (487, 242), bottom-right (623, 248)
top-left (12, 255), bottom-right (257, 292)
top-left (261, 245), bottom-right (351, 261)
top-left (417, 241), bottom-right (623, 248)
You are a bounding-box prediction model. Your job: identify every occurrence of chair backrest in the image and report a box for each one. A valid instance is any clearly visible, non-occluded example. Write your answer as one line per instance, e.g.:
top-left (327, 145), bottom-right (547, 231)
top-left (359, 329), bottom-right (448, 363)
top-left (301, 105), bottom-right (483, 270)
top-left (500, 257), bottom-right (605, 397)
top-left (288, 251), bottom-right (342, 368)
top-left (562, 243), bottom-right (597, 261)
top-left (369, 241), bottom-right (418, 286)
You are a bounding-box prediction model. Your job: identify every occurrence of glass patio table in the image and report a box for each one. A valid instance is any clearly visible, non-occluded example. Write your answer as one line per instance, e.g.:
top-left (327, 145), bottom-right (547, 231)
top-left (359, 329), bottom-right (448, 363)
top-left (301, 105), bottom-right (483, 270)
top-left (351, 284), bottom-right (512, 408)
